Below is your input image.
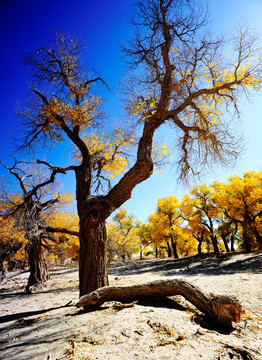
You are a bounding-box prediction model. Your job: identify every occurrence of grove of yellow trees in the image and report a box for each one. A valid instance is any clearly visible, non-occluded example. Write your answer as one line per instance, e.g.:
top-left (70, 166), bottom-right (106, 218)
top-left (145, 171), bottom-right (262, 257)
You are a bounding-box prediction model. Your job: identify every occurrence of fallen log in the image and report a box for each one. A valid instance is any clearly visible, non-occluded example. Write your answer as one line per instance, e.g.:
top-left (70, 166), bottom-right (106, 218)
top-left (77, 279), bottom-right (242, 333)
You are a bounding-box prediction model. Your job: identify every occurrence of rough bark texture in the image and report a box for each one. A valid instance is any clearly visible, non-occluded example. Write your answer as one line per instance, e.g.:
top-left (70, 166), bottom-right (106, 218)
top-left (78, 216), bottom-right (108, 297)
top-left (75, 163), bottom-right (111, 296)
top-left (77, 279), bottom-right (242, 333)
top-left (26, 239), bottom-right (49, 293)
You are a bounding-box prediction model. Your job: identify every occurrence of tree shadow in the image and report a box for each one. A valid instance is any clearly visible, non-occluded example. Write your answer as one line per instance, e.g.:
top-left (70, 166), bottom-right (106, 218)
top-left (136, 295), bottom-right (186, 311)
top-left (109, 252), bottom-right (262, 277)
top-left (0, 301), bottom-right (73, 325)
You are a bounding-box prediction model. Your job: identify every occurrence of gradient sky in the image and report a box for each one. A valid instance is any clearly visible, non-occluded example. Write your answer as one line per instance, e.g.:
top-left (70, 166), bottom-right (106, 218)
top-left (1, 0), bottom-right (262, 222)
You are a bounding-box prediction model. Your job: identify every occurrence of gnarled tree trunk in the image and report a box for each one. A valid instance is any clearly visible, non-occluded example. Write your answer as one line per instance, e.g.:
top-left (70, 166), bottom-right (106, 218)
top-left (26, 238), bottom-right (49, 293)
top-left (77, 279), bottom-right (242, 333)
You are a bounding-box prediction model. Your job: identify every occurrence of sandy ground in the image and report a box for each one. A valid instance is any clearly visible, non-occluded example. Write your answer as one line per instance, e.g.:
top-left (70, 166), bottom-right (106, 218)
top-left (0, 252), bottom-right (262, 360)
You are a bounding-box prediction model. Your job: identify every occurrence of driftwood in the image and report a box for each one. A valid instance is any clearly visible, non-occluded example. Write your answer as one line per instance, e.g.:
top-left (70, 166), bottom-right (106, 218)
top-left (77, 279), bottom-right (242, 333)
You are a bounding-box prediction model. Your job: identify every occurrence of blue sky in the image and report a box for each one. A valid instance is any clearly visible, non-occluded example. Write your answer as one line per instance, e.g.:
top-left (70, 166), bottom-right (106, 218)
top-left (1, 0), bottom-right (262, 222)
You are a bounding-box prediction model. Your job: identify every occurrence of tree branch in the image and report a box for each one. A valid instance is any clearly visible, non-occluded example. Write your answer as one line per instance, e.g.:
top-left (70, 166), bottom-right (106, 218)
top-left (77, 279), bottom-right (242, 333)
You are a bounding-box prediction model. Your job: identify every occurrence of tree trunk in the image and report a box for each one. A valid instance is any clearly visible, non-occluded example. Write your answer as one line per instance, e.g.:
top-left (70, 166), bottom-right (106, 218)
top-left (79, 215), bottom-right (109, 297)
top-left (221, 235), bottom-right (230, 252)
top-left (171, 240), bottom-right (179, 259)
top-left (230, 235), bottom-right (235, 252)
top-left (251, 227), bottom-right (262, 250)
top-left (108, 248), bottom-right (114, 264)
top-left (242, 224), bottom-right (252, 252)
top-left (210, 235), bottom-right (219, 254)
top-left (0, 256), bottom-right (6, 281)
top-left (26, 238), bottom-right (49, 293)
top-left (197, 239), bottom-right (202, 254)
top-left (155, 247), bottom-right (158, 258)
top-left (166, 241), bottom-right (172, 257)
top-left (77, 279), bottom-right (242, 333)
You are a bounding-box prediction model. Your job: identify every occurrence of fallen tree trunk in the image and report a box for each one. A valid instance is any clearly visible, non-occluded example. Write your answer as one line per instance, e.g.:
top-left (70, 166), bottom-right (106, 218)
top-left (77, 279), bottom-right (242, 333)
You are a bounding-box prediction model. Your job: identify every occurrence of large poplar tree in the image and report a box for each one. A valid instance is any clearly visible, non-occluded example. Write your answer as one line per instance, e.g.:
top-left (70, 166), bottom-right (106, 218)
top-left (17, 0), bottom-right (262, 296)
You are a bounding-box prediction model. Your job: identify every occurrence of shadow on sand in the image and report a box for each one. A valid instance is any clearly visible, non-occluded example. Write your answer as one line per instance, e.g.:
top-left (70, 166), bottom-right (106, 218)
top-left (108, 252), bottom-right (262, 278)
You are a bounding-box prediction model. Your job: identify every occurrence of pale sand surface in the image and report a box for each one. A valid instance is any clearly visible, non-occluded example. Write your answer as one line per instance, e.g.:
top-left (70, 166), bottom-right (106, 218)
top-left (0, 252), bottom-right (261, 359)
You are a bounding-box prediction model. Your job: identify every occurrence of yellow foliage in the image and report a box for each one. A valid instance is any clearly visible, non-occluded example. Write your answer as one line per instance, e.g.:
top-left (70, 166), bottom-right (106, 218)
top-left (41, 95), bottom-right (102, 136)
top-left (80, 126), bottom-right (135, 179)
top-left (47, 210), bottom-right (79, 261)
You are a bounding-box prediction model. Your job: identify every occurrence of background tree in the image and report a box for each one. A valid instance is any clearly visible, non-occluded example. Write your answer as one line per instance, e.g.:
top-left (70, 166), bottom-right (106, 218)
top-left (180, 185), bottom-right (221, 254)
top-left (16, 0), bottom-right (262, 295)
top-left (47, 210), bottom-right (79, 263)
top-left (214, 172), bottom-right (262, 251)
top-left (148, 211), bottom-right (172, 257)
top-left (0, 159), bottom-right (78, 291)
top-left (155, 196), bottom-right (182, 258)
top-left (179, 193), bottom-right (210, 254)
top-left (135, 221), bottom-right (154, 259)
top-left (0, 210), bottom-right (24, 280)
top-left (107, 208), bottom-right (140, 262)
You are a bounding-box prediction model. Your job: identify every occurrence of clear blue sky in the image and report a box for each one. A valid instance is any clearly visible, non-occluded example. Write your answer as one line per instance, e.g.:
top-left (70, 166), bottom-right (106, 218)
top-left (1, 0), bottom-right (262, 222)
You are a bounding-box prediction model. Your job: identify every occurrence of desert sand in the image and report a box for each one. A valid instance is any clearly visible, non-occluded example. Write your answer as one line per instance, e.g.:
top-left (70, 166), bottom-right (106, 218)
top-left (0, 252), bottom-right (262, 359)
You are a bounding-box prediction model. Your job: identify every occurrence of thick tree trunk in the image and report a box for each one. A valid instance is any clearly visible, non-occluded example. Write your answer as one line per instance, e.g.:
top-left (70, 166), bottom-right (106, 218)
top-left (251, 227), bottom-right (262, 250)
top-left (166, 241), bottom-right (172, 257)
top-left (79, 216), bottom-right (109, 297)
top-left (77, 279), bottom-right (242, 333)
top-left (171, 240), bottom-right (179, 259)
top-left (210, 235), bottom-right (219, 254)
top-left (242, 225), bottom-right (252, 252)
top-left (197, 240), bottom-right (202, 254)
top-left (26, 238), bottom-right (49, 293)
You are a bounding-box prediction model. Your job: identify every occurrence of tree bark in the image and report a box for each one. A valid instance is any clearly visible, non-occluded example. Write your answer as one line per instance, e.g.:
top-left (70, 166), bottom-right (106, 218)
top-left (197, 240), bottom-right (202, 254)
top-left (242, 224), bottom-right (252, 252)
top-left (210, 235), bottom-right (219, 254)
top-left (78, 215), bottom-right (109, 297)
top-left (155, 247), bottom-right (158, 258)
top-left (230, 235), bottom-right (235, 252)
top-left (26, 238), bottom-right (49, 293)
top-left (166, 241), bottom-right (172, 257)
top-left (171, 240), bottom-right (179, 259)
top-left (221, 234), bottom-right (230, 252)
top-left (77, 279), bottom-right (242, 333)
top-left (250, 227), bottom-right (262, 250)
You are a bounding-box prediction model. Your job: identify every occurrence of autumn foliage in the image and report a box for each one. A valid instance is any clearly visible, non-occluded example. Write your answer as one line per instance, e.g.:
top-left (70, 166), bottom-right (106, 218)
top-left (143, 171), bottom-right (262, 258)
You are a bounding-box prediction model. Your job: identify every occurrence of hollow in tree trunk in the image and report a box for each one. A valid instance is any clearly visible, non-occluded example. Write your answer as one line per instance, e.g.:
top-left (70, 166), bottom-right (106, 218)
top-left (79, 215), bottom-right (109, 297)
top-left (26, 237), bottom-right (49, 293)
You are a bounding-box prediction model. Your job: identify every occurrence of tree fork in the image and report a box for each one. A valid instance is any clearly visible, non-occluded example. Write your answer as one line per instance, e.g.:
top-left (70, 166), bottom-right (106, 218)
top-left (77, 279), bottom-right (242, 333)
